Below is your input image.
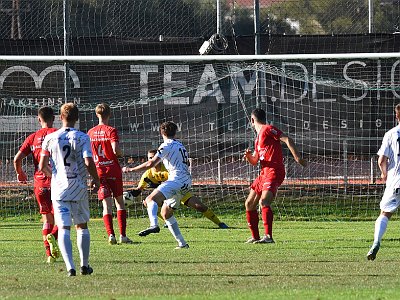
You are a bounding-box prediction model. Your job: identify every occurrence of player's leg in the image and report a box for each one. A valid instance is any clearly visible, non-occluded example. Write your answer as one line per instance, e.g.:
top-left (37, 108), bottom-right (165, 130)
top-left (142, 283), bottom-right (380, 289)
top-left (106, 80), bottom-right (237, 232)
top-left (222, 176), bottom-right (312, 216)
top-left (367, 211), bottom-right (391, 260)
top-left (35, 186), bottom-right (59, 261)
top-left (43, 213), bottom-right (61, 261)
top-left (73, 200), bottom-right (93, 275)
top-left (368, 189), bottom-right (400, 260)
top-left (138, 189), bottom-right (165, 236)
top-left (245, 182), bottom-right (261, 243)
top-left (114, 195), bottom-right (133, 243)
top-left (184, 195), bottom-right (228, 228)
top-left (99, 179), bottom-right (117, 244)
top-left (162, 198), bottom-right (188, 249)
top-left (256, 190), bottom-right (276, 244)
top-left (112, 176), bottom-right (133, 243)
top-left (256, 172), bottom-right (284, 244)
top-left (53, 200), bottom-right (76, 276)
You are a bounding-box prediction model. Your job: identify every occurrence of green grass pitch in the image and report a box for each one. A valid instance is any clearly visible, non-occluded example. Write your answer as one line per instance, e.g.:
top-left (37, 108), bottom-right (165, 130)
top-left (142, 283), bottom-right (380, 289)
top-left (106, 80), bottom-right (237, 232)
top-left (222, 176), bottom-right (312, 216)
top-left (1, 218), bottom-right (400, 299)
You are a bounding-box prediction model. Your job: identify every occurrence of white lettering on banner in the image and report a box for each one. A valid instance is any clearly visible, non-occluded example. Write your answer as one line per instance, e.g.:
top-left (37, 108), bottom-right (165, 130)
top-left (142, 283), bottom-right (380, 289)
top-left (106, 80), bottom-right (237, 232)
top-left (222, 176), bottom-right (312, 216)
top-left (0, 65), bottom-right (80, 89)
top-left (1, 97), bottom-right (80, 107)
top-left (229, 64), bottom-right (257, 103)
top-left (129, 123), bottom-right (140, 131)
top-left (130, 65), bottom-right (158, 104)
top-left (392, 60), bottom-right (400, 99)
top-left (2, 60), bottom-right (400, 106)
top-left (313, 61), bottom-right (337, 102)
top-left (193, 64), bottom-right (225, 104)
top-left (281, 62), bottom-right (308, 102)
top-left (342, 61), bottom-right (368, 101)
top-left (163, 65), bottom-right (189, 105)
top-left (151, 123), bottom-right (160, 132)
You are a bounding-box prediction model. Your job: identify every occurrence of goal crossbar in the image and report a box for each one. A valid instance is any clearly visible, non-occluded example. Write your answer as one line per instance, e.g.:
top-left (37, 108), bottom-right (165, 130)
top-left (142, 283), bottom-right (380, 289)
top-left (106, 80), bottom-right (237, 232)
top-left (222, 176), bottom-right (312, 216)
top-left (1, 53), bottom-right (400, 62)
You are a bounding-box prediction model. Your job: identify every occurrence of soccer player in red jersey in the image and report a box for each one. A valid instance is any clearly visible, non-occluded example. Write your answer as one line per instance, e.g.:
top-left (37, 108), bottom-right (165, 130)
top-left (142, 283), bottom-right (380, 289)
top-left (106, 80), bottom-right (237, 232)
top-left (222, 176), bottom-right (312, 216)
top-left (243, 108), bottom-right (307, 244)
top-left (13, 106), bottom-right (60, 263)
top-left (88, 103), bottom-right (133, 245)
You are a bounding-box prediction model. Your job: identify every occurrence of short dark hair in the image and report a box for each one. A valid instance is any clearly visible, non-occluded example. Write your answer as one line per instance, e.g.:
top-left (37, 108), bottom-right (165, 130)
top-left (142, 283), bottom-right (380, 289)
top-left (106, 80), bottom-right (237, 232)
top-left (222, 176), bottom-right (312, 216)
top-left (148, 149), bottom-right (157, 155)
top-left (160, 121), bottom-right (178, 138)
top-left (60, 103), bottom-right (79, 122)
top-left (251, 108), bottom-right (266, 123)
top-left (38, 106), bottom-right (54, 122)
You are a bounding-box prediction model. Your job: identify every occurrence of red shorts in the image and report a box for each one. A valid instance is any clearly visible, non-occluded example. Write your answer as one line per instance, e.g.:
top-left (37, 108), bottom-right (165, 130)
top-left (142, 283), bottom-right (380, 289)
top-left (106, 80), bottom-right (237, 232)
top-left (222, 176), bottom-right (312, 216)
top-left (98, 176), bottom-right (123, 200)
top-left (250, 168), bottom-right (285, 196)
top-left (34, 185), bottom-right (53, 215)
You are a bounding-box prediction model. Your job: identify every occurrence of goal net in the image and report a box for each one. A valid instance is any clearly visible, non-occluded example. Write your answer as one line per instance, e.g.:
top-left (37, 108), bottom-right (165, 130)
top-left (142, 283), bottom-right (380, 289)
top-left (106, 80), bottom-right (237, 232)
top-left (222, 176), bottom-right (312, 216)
top-left (1, 53), bottom-right (398, 220)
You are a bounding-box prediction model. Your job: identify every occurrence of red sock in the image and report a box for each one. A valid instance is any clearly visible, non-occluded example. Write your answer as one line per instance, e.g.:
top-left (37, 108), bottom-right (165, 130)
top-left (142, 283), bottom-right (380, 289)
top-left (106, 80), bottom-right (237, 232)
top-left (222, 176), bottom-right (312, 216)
top-left (261, 206), bottom-right (273, 238)
top-left (246, 210), bottom-right (260, 240)
top-left (42, 223), bottom-right (53, 257)
top-left (51, 225), bottom-right (58, 239)
top-left (117, 210), bottom-right (127, 237)
top-left (103, 214), bottom-right (114, 236)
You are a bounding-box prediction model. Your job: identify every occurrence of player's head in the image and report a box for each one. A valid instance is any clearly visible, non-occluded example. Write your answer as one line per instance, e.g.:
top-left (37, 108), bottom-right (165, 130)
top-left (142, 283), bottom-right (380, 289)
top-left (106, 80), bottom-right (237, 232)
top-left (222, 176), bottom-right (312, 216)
top-left (60, 103), bottom-right (79, 123)
top-left (147, 149), bottom-right (157, 160)
top-left (95, 103), bottom-right (111, 119)
top-left (251, 108), bottom-right (266, 125)
top-left (160, 121), bottom-right (177, 138)
top-left (38, 106), bottom-right (55, 123)
top-left (395, 104), bottom-right (400, 122)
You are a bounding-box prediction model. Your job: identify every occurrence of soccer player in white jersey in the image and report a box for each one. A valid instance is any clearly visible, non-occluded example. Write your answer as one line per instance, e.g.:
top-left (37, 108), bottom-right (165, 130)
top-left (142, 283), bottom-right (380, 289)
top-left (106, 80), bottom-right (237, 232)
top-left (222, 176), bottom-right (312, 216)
top-left (367, 103), bottom-right (400, 261)
top-left (123, 121), bottom-right (191, 249)
top-left (39, 103), bottom-right (100, 276)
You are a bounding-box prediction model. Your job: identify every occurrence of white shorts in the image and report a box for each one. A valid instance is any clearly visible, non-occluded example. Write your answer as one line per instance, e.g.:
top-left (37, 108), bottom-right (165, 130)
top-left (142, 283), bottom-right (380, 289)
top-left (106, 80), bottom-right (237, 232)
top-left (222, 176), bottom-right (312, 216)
top-left (53, 200), bottom-right (90, 227)
top-left (158, 180), bottom-right (191, 210)
top-left (380, 187), bottom-right (400, 213)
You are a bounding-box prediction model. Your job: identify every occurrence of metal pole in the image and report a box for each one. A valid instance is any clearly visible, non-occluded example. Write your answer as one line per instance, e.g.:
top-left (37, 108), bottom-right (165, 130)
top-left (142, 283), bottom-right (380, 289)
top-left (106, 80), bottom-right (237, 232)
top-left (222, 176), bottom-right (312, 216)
top-left (343, 140), bottom-right (348, 186)
top-left (370, 156), bottom-right (376, 183)
top-left (63, 0), bottom-right (70, 103)
top-left (254, 0), bottom-right (262, 107)
top-left (216, 0), bottom-right (221, 35)
top-left (368, 0), bottom-right (374, 33)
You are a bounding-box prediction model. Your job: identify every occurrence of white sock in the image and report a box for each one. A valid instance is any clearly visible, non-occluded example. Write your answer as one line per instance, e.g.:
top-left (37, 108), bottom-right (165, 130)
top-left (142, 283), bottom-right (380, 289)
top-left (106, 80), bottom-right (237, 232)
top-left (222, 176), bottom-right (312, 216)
top-left (76, 228), bottom-right (90, 267)
top-left (165, 216), bottom-right (186, 246)
top-left (58, 228), bottom-right (75, 271)
top-left (147, 201), bottom-right (159, 227)
top-left (374, 215), bottom-right (389, 244)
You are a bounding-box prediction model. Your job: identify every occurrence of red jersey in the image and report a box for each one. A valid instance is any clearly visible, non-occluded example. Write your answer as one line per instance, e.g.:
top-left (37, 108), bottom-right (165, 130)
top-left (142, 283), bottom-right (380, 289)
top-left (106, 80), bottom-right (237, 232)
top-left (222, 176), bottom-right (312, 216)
top-left (88, 124), bottom-right (121, 177)
top-left (255, 124), bottom-right (284, 173)
top-left (19, 127), bottom-right (57, 187)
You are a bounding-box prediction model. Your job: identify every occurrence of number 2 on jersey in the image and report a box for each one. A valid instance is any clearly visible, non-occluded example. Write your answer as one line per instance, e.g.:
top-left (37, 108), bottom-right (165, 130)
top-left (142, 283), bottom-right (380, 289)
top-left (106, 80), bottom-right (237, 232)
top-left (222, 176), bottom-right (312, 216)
top-left (62, 145), bottom-right (71, 166)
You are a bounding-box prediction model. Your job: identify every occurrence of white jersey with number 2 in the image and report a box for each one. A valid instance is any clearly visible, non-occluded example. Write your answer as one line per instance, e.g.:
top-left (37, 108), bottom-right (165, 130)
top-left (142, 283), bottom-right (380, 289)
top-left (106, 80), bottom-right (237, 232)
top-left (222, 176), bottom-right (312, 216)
top-left (42, 127), bottom-right (93, 201)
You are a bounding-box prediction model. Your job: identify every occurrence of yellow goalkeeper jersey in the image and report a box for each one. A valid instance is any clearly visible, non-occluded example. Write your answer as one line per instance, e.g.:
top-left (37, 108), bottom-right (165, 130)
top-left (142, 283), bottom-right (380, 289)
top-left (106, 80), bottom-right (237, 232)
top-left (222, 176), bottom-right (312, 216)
top-left (138, 164), bottom-right (169, 189)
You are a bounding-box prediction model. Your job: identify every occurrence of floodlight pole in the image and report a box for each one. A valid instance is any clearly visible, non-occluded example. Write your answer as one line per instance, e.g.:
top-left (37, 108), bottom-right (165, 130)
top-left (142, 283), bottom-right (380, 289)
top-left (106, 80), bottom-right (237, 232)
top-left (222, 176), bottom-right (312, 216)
top-left (63, 0), bottom-right (70, 103)
top-left (254, 0), bottom-right (264, 108)
top-left (216, 0), bottom-right (221, 34)
top-left (368, 0), bottom-right (374, 33)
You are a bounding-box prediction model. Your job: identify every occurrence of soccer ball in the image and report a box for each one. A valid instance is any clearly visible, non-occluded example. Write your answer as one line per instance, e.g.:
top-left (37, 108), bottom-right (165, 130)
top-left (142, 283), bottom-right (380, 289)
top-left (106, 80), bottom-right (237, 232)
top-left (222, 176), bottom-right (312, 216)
top-left (123, 191), bottom-right (135, 207)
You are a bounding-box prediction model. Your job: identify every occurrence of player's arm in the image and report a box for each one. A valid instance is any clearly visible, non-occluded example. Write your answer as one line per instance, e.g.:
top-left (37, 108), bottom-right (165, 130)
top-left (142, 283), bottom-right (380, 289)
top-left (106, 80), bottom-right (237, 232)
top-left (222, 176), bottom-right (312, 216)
top-left (122, 156), bottom-right (162, 173)
top-left (38, 152), bottom-right (52, 178)
top-left (110, 128), bottom-right (123, 158)
top-left (378, 155), bottom-right (388, 182)
top-left (85, 157), bottom-right (100, 192)
top-left (243, 148), bottom-right (259, 166)
top-left (111, 141), bottom-right (123, 158)
top-left (280, 134), bottom-right (307, 167)
top-left (13, 151), bottom-right (28, 183)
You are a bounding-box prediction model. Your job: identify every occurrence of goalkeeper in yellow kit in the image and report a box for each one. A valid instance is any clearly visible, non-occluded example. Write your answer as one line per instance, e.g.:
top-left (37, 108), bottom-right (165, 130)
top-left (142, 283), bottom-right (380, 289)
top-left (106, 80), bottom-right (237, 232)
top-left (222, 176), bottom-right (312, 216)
top-left (124, 149), bottom-right (228, 229)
